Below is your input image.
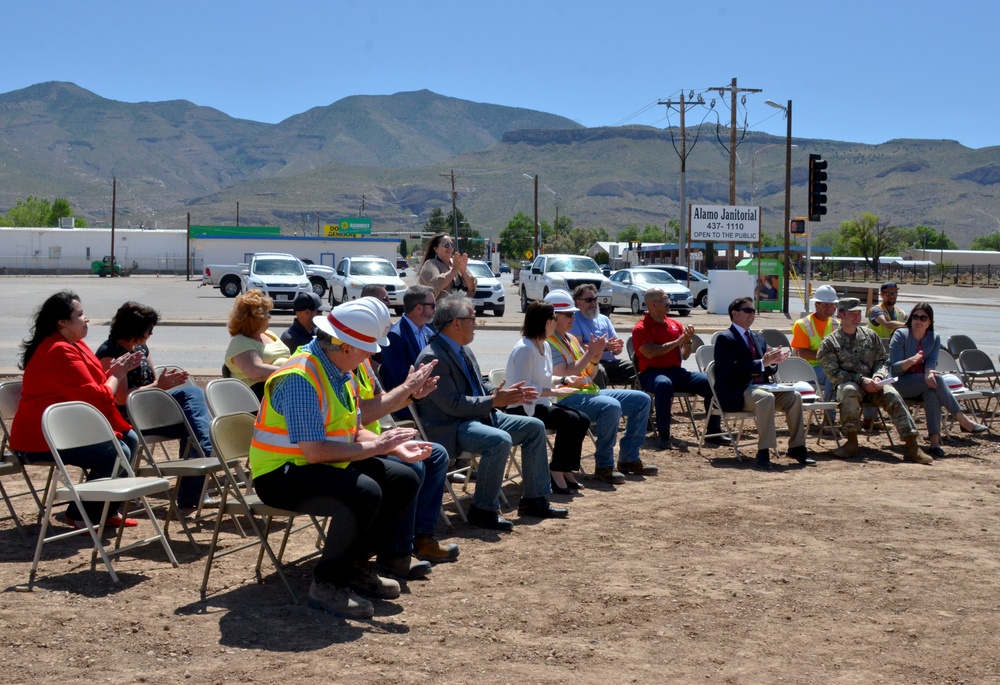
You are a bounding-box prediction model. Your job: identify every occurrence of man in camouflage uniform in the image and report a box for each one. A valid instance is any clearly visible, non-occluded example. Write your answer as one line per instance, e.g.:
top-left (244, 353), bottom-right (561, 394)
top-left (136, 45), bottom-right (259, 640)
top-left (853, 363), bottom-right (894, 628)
top-left (817, 297), bottom-right (929, 464)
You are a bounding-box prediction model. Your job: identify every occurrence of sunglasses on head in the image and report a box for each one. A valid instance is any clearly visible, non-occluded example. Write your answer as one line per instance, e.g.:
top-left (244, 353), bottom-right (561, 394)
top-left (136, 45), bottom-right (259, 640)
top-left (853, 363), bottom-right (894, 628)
top-left (911, 314), bottom-right (930, 322)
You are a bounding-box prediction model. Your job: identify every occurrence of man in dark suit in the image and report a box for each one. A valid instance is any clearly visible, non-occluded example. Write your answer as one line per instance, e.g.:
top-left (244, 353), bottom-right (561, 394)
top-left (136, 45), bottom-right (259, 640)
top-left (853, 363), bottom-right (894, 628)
top-left (713, 296), bottom-right (811, 469)
top-left (381, 285), bottom-right (436, 418)
top-left (414, 294), bottom-right (567, 530)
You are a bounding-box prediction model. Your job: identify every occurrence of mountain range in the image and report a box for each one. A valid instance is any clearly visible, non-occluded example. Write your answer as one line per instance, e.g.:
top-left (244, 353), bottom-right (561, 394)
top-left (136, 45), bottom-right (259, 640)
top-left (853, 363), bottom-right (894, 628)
top-left (1, 81), bottom-right (998, 247)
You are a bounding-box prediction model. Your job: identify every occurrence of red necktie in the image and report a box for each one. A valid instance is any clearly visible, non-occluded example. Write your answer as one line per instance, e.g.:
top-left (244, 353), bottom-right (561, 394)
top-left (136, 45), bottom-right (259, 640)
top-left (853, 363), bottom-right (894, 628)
top-left (745, 330), bottom-right (764, 384)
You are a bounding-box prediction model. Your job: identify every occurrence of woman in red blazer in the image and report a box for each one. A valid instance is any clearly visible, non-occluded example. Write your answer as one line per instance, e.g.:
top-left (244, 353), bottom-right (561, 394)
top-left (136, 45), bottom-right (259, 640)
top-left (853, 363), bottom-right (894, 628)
top-left (10, 290), bottom-right (144, 528)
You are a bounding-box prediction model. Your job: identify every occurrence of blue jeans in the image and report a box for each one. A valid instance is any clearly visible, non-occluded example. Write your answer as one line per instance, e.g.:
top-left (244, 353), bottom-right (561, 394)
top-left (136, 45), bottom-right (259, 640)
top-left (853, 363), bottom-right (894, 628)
top-left (387, 442), bottom-right (449, 554)
top-left (638, 366), bottom-right (716, 438)
top-left (19, 429), bottom-right (139, 522)
top-left (559, 389), bottom-right (650, 468)
top-left (455, 412), bottom-right (549, 511)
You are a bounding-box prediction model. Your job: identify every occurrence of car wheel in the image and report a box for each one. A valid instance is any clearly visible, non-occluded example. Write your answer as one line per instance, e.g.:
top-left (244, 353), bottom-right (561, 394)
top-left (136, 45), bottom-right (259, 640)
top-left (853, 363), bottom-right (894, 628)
top-left (494, 306), bottom-right (505, 317)
top-left (676, 308), bottom-right (691, 317)
top-left (220, 277), bottom-right (241, 298)
top-left (341, 288), bottom-right (349, 304)
top-left (520, 288), bottom-right (528, 313)
top-left (696, 291), bottom-right (708, 309)
top-left (630, 295), bottom-right (641, 315)
top-left (475, 308), bottom-right (485, 316)
top-left (310, 278), bottom-right (327, 298)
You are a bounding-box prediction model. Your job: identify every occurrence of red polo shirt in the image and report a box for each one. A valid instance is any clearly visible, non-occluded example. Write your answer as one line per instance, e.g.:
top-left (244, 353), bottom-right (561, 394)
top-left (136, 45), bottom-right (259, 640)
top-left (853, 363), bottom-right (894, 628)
top-left (631, 313), bottom-right (685, 372)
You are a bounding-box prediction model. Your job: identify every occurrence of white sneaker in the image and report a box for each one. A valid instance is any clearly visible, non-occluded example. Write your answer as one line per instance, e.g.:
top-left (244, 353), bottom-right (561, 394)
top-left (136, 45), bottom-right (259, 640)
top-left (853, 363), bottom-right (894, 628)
top-left (307, 580), bottom-right (374, 619)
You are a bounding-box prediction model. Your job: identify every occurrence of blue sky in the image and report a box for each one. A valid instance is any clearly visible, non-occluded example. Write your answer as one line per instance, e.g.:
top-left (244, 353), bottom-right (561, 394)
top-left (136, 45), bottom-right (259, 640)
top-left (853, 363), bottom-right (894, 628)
top-left (3, 0), bottom-right (998, 149)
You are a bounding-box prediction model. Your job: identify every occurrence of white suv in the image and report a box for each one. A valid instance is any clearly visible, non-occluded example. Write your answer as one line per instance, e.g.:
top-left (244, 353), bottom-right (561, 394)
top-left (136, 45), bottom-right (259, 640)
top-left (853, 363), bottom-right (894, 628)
top-left (241, 253), bottom-right (313, 309)
top-left (331, 255), bottom-right (407, 315)
top-left (467, 260), bottom-right (505, 317)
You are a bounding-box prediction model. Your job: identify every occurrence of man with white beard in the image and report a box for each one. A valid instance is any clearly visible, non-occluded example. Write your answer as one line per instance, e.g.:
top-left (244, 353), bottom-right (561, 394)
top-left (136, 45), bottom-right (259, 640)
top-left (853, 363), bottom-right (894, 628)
top-left (569, 284), bottom-right (635, 387)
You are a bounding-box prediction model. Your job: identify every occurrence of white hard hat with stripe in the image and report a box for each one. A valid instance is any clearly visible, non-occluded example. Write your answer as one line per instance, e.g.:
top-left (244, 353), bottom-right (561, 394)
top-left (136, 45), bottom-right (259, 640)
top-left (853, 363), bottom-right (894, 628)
top-left (314, 301), bottom-right (387, 353)
top-left (544, 290), bottom-right (580, 313)
top-left (354, 296), bottom-right (392, 345)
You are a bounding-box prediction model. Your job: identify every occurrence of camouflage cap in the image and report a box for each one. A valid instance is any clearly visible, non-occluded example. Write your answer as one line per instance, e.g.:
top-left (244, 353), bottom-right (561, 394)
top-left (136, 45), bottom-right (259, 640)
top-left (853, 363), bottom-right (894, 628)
top-left (838, 297), bottom-right (864, 312)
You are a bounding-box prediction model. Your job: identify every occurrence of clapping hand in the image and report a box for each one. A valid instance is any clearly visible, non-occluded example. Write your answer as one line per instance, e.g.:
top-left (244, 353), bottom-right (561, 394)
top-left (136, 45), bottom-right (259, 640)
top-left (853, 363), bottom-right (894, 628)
top-left (585, 335), bottom-right (608, 360)
top-left (374, 428), bottom-right (420, 455)
top-left (391, 440), bottom-right (434, 463)
top-left (492, 380), bottom-right (539, 407)
top-left (404, 359), bottom-right (439, 400)
top-left (156, 367), bottom-right (189, 390)
top-left (762, 346), bottom-right (790, 366)
top-left (606, 336), bottom-right (625, 354)
top-left (108, 350), bottom-right (144, 379)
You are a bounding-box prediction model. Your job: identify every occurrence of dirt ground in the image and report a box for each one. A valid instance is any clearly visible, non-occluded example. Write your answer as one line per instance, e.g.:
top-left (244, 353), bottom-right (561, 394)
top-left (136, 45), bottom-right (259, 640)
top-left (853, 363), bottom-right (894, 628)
top-left (3, 377), bottom-right (1000, 685)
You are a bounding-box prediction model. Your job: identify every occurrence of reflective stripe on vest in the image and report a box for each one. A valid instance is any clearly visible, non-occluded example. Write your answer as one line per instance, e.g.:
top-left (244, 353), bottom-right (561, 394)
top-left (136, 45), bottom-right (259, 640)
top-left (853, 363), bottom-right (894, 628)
top-left (249, 351), bottom-right (359, 475)
top-left (546, 333), bottom-right (600, 397)
top-left (354, 359), bottom-right (382, 435)
top-left (798, 314), bottom-right (839, 367)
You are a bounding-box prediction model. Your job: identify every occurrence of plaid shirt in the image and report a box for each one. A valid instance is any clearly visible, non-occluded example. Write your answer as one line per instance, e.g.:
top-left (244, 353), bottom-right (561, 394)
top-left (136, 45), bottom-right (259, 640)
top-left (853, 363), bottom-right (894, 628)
top-left (270, 339), bottom-right (354, 444)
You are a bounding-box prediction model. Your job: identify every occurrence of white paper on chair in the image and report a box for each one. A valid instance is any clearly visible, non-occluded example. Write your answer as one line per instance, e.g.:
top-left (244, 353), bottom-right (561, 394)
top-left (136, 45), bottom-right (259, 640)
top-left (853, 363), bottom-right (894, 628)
top-left (875, 377), bottom-right (898, 387)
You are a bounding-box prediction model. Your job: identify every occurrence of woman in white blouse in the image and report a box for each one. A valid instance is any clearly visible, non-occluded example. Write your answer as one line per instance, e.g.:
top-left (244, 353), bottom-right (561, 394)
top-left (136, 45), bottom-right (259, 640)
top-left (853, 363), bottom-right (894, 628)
top-left (505, 301), bottom-right (591, 493)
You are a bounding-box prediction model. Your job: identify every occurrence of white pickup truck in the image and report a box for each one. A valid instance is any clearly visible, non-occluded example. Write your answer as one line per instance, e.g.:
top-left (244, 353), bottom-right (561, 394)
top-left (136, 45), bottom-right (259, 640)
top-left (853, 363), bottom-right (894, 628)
top-left (518, 254), bottom-right (613, 314)
top-left (201, 256), bottom-right (334, 298)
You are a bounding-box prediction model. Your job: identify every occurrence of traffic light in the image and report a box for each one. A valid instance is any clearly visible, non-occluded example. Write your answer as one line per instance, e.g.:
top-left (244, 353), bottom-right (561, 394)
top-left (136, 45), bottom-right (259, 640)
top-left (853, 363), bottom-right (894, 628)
top-left (790, 218), bottom-right (806, 234)
top-left (808, 153), bottom-right (828, 222)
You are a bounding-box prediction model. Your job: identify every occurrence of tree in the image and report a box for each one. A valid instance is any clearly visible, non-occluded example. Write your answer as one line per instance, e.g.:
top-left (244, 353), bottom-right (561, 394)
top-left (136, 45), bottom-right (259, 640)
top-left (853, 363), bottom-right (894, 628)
top-left (838, 212), bottom-right (902, 278)
top-left (970, 232), bottom-right (1000, 251)
top-left (545, 226), bottom-right (611, 255)
top-left (618, 224), bottom-right (640, 242)
top-left (399, 238), bottom-right (408, 257)
top-left (2, 195), bottom-right (86, 227)
top-left (423, 206), bottom-right (483, 257)
top-left (898, 225), bottom-right (957, 251)
top-left (640, 224), bottom-right (665, 243)
top-left (498, 212), bottom-right (536, 261)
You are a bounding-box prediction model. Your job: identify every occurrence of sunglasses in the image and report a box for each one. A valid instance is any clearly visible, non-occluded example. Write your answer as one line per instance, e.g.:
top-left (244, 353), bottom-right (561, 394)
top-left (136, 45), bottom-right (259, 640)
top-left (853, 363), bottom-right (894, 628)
top-left (911, 314), bottom-right (930, 322)
top-left (421, 302), bottom-right (436, 309)
top-left (578, 297), bottom-right (598, 303)
top-left (738, 307), bottom-right (756, 314)
top-left (440, 242), bottom-right (454, 248)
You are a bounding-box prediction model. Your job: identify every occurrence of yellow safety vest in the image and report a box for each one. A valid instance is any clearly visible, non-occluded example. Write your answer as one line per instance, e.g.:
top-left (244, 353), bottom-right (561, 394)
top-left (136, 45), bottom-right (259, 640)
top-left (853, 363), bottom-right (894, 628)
top-left (546, 333), bottom-right (600, 398)
top-left (354, 359), bottom-right (382, 435)
top-left (794, 314), bottom-right (839, 367)
top-left (249, 351), bottom-right (359, 478)
top-left (869, 304), bottom-right (906, 339)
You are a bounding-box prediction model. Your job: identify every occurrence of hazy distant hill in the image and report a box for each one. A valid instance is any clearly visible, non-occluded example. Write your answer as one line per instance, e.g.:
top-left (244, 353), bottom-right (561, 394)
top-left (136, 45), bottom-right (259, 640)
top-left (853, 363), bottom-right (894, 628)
top-left (1, 82), bottom-right (999, 246)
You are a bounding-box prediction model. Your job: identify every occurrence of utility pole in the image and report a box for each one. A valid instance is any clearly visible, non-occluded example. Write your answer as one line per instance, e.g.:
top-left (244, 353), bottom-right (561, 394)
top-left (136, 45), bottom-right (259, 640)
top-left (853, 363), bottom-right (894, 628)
top-left (440, 169), bottom-right (459, 236)
top-left (110, 177), bottom-right (117, 277)
top-left (359, 194), bottom-right (366, 218)
top-left (710, 77), bottom-right (762, 267)
top-left (659, 90), bottom-right (707, 272)
top-left (236, 201), bottom-right (240, 227)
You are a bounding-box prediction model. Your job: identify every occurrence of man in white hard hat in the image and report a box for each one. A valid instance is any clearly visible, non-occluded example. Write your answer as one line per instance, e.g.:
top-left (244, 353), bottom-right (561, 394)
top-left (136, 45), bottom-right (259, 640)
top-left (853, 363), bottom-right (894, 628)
top-left (351, 295), bottom-right (460, 572)
top-left (790, 284), bottom-right (840, 398)
top-left (249, 300), bottom-right (437, 620)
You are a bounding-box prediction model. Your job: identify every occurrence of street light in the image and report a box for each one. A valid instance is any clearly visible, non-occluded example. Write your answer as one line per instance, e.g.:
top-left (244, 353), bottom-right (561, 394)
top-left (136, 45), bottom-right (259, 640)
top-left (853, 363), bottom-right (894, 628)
top-left (765, 99), bottom-right (793, 315)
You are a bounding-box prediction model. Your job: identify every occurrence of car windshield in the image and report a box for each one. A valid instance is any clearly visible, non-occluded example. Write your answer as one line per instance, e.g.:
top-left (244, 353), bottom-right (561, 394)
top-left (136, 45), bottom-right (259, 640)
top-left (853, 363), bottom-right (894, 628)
top-left (548, 258), bottom-right (601, 274)
top-left (467, 262), bottom-right (495, 279)
top-left (254, 259), bottom-right (305, 276)
top-left (350, 260), bottom-right (397, 277)
top-left (632, 270), bottom-right (678, 285)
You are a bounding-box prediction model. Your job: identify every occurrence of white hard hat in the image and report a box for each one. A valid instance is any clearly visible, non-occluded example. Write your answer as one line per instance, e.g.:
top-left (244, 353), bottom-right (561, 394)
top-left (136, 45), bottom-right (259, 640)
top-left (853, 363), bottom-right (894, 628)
top-left (314, 301), bottom-right (386, 353)
top-left (544, 290), bottom-right (580, 313)
top-left (354, 296), bottom-right (392, 345)
top-left (813, 284), bottom-right (839, 304)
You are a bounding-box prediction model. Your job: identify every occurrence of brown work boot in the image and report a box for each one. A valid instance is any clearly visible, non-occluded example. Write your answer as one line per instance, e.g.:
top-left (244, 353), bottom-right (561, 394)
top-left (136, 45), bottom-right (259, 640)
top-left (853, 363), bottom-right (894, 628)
top-left (413, 534), bottom-right (460, 563)
top-left (832, 432), bottom-right (859, 459)
top-left (903, 435), bottom-right (933, 465)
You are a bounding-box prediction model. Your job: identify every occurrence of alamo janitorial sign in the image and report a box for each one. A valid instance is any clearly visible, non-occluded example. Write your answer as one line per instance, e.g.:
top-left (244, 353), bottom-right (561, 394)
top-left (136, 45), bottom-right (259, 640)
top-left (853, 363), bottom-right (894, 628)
top-left (689, 205), bottom-right (760, 242)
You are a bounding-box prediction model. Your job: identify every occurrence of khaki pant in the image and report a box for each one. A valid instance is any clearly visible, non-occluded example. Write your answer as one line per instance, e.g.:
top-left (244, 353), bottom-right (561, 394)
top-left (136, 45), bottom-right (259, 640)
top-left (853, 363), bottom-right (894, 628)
top-left (836, 381), bottom-right (917, 439)
top-left (742, 387), bottom-right (806, 450)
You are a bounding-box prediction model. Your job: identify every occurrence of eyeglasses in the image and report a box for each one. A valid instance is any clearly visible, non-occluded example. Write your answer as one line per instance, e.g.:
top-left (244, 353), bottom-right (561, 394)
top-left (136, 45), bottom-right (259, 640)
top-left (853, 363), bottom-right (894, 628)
top-left (578, 297), bottom-right (598, 303)
top-left (455, 316), bottom-right (476, 322)
top-left (911, 314), bottom-right (930, 322)
top-left (737, 307), bottom-right (756, 314)
top-left (379, 296), bottom-right (390, 304)
top-left (421, 302), bottom-right (436, 309)
top-left (440, 242), bottom-right (454, 248)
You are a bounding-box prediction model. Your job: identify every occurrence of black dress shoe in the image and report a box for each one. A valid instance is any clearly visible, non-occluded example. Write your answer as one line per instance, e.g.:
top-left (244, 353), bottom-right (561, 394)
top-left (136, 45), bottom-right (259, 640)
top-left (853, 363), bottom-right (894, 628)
top-left (467, 504), bottom-right (514, 531)
top-left (755, 449), bottom-right (774, 470)
top-left (705, 435), bottom-right (734, 447)
top-left (517, 497), bottom-right (569, 519)
top-left (550, 477), bottom-right (572, 495)
top-left (788, 445), bottom-right (816, 466)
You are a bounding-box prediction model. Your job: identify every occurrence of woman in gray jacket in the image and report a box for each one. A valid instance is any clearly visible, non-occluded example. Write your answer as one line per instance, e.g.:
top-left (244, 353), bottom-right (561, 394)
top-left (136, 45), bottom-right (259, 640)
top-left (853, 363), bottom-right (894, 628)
top-left (889, 302), bottom-right (987, 457)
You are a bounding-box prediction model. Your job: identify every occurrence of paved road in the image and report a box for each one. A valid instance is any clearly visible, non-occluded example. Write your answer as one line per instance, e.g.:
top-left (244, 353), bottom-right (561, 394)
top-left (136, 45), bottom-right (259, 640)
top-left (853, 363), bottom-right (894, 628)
top-left (2, 275), bottom-right (997, 376)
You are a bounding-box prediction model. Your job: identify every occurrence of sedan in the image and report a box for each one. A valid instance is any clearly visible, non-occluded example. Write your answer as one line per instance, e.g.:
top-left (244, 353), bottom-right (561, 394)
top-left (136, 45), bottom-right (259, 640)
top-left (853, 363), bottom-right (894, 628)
top-left (608, 268), bottom-right (693, 316)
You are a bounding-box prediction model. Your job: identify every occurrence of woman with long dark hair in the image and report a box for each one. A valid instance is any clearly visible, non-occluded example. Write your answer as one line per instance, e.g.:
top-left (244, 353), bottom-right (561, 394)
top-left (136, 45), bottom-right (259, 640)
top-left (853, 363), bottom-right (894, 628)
top-left (10, 290), bottom-right (143, 528)
top-left (418, 233), bottom-right (476, 298)
top-left (889, 301), bottom-right (987, 457)
top-left (504, 301), bottom-right (591, 493)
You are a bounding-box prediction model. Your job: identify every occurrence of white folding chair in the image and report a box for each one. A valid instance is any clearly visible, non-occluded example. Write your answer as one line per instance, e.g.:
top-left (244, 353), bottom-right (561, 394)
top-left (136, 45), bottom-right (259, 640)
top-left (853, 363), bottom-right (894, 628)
top-left (408, 401), bottom-right (478, 523)
top-left (0, 380), bottom-right (47, 529)
top-left (697, 362), bottom-right (757, 462)
top-left (31, 401), bottom-right (178, 586)
top-left (126, 387), bottom-right (232, 552)
top-left (202, 413), bottom-right (326, 604)
top-left (694, 345), bottom-right (715, 373)
top-left (205, 378), bottom-right (261, 418)
top-left (761, 329), bottom-right (791, 349)
top-left (775, 357), bottom-right (841, 447)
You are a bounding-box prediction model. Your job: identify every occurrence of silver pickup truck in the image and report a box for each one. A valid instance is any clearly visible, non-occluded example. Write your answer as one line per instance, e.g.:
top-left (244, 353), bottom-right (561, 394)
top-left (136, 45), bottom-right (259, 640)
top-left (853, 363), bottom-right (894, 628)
top-left (201, 257), bottom-right (334, 298)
